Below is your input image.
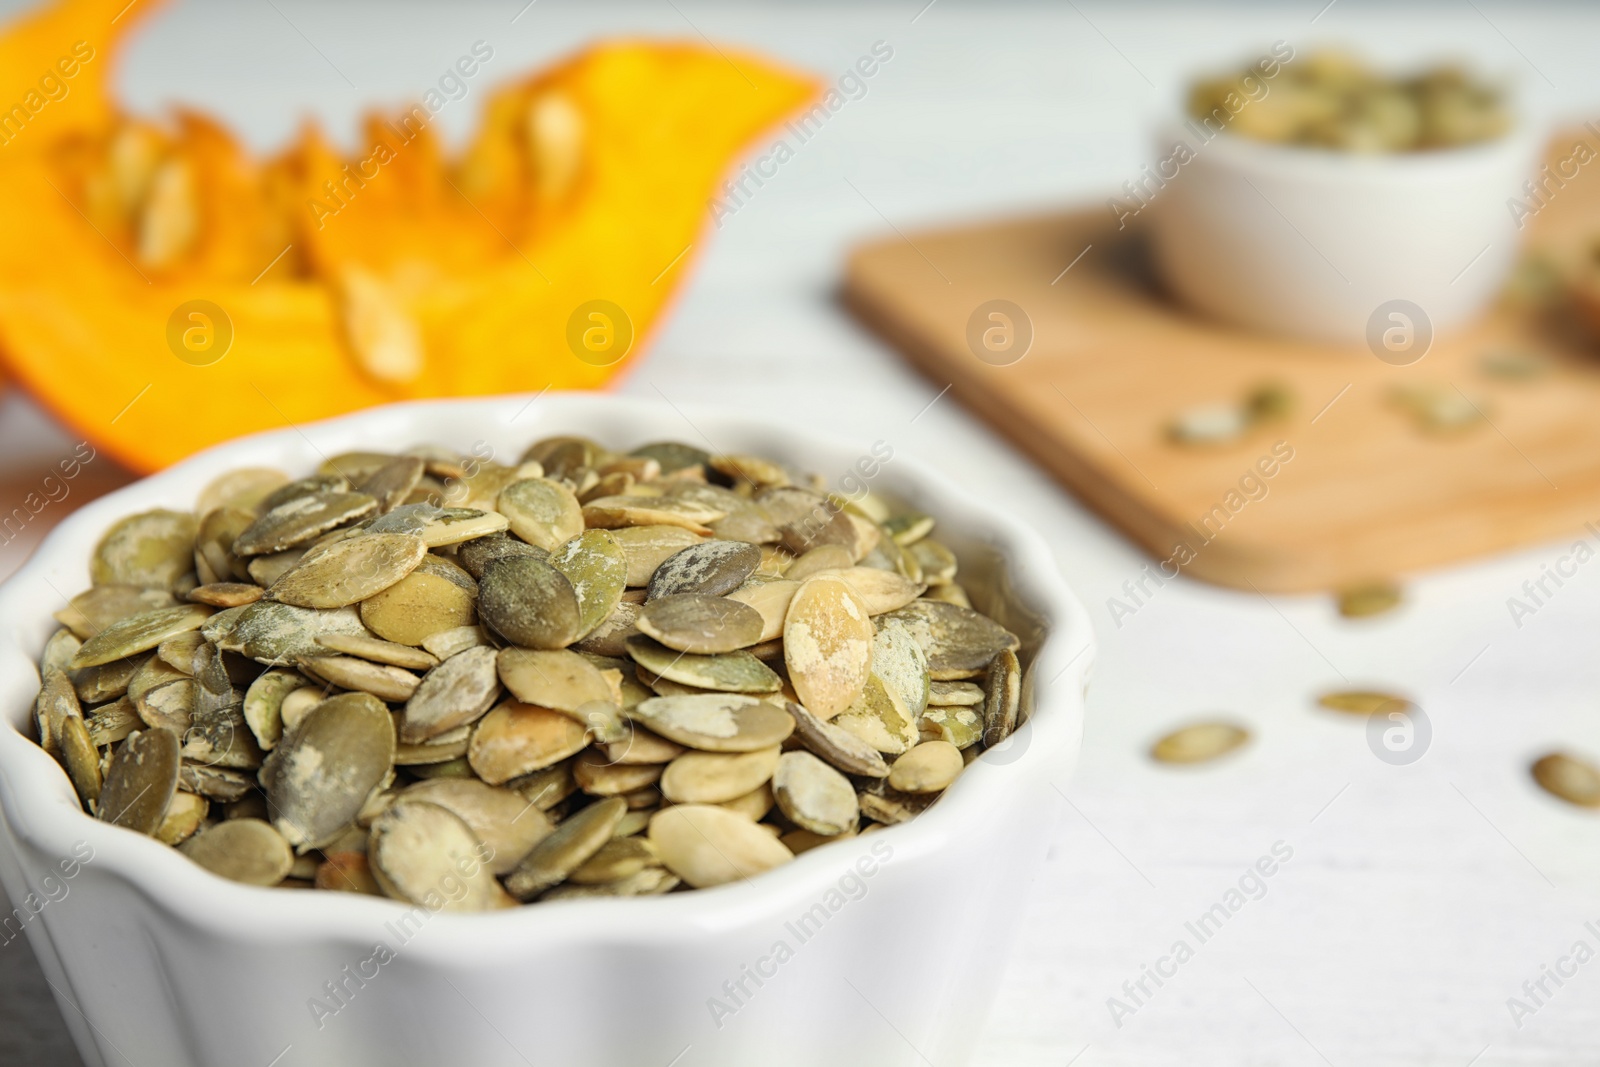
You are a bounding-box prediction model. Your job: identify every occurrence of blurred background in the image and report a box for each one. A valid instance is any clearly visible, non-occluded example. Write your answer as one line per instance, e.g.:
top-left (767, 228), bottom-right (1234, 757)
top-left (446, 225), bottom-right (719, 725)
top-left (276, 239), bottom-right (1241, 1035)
top-left (5, 2), bottom-right (1600, 1064)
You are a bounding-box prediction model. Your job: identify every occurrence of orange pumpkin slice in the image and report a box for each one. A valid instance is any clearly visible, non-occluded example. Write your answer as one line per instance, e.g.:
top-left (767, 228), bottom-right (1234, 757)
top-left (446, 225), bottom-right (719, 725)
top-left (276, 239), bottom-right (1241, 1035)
top-left (0, 0), bottom-right (815, 472)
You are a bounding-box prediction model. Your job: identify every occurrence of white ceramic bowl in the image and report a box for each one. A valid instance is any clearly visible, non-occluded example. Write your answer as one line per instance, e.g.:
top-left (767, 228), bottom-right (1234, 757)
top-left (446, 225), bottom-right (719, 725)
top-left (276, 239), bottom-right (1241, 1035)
top-left (1148, 116), bottom-right (1545, 344)
top-left (0, 394), bottom-right (1092, 1067)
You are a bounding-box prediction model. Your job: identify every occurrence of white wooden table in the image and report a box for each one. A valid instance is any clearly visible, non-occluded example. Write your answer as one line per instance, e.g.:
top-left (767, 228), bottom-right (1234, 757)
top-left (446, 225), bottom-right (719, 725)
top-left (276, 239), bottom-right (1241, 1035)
top-left (3, 2), bottom-right (1600, 1063)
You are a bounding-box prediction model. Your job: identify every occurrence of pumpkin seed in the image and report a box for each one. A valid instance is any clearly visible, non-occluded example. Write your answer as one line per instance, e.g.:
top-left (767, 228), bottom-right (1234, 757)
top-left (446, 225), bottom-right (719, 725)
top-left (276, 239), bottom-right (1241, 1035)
top-left (888, 740), bottom-right (964, 792)
top-left (217, 602), bottom-right (370, 665)
top-left (98, 728), bottom-right (180, 834)
top-left (833, 676), bottom-right (922, 755)
top-left (831, 567), bottom-right (924, 615)
top-left (542, 867), bottom-right (680, 900)
top-left (646, 540), bottom-right (760, 600)
top-left (784, 544), bottom-right (853, 583)
top-left (572, 750), bottom-right (666, 796)
top-left (583, 495), bottom-right (725, 534)
top-left (315, 851), bottom-right (383, 895)
top-left (420, 625), bottom-right (491, 660)
top-left (567, 835), bottom-right (659, 884)
top-left (315, 632), bottom-right (438, 670)
top-left (907, 540), bottom-right (957, 586)
top-left (468, 701), bottom-right (590, 784)
top-left (1531, 752), bottom-right (1600, 807)
top-left (86, 698), bottom-right (141, 748)
top-left (883, 512), bottom-right (934, 545)
top-left (785, 575), bottom-right (873, 719)
top-left (649, 804), bottom-right (793, 888)
top-left (57, 715), bottom-right (103, 808)
top-left (261, 691), bottom-right (395, 850)
top-left (71, 654), bottom-right (149, 704)
top-left (268, 532), bottom-right (426, 608)
top-left (708, 504), bottom-right (781, 545)
top-left (1151, 722), bottom-right (1250, 764)
top-left (625, 635), bottom-right (782, 694)
top-left (197, 467), bottom-right (291, 516)
top-left (299, 655), bottom-right (419, 702)
top-left (929, 680), bottom-right (983, 707)
top-left (360, 555), bottom-right (478, 646)
top-left (499, 477), bottom-right (584, 550)
top-left (497, 648), bottom-right (613, 712)
top-left (509, 760), bottom-right (578, 810)
top-left (478, 555), bottom-right (581, 650)
top-left (369, 801), bottom-right (514, 910)
top-left (880, 600), bottom-right (1019, 679)
top-left (179, 819), bottom-right (293, 886)
top-left (155, 791), bottom-right (209, 845)
top-left (630, 441), bottom-right (710, 476)
top-left (135, 678), bottom-right (195, 734)
top-left (1317, 690), bottom-right (1412, 715)
top-left (982, 648), bottom-right (1022, 745)
top-left (627, 694), bottom-right (794, 752)
top-left (186, 582), bottom-right (263, 608)
top-left (367, 503), bottom-right (510, 547)
top-left (395, 730), bottom-right (472, 766)
top-left (278, 687), bottom-right (323, 735)
top-left (920, 704), bottom-right (984, 748)
top-left (178, 763), bottom-right (255, 801)
top-left (1337, 580), bottom-right (1403, 619)
top-left (233, 491), bottom-right (376, 556)
top-left (358, 456), bottom-right (426, 514)
top-left (857, 781), bottom-right (935, 825)
top-left (155, 630), bottom-right (205, 673)
top-left (262, 475), bottom-right (351, 513)
top-left (70, 605), bottom-right (212, 669)
top-left (92, 509), bottom-right (197, 591)
top-left (55, 585), bottom-right (177, 639)
top-left (605, 525), bottom-right (704, 587)
top-left (571, 600), bottom-right (641, 657)
top-left (34, 669), bottom-right (82, 756)
top-left (246, 550), bottom-right (306, 588)
top-left (549, 529), bottom-right (627, 638)
top-left (638, 594), bottom-right (763, 653)
top-left (401, 645), bottom-right (500, 743)
top-left (602, 726), bottom-right (686, 765)
top-left (504, 796), bottom-right (627, 899)
top-left (785, 699), bottom-right (890, 777)
top-left (772, 750), bottom-right (859, 835)
top-left (661, 746), bottom-right (780, 804)
top-left (724, 577), bottom-right (799, 644)
top-left (40, 629), bottom-right (82, 675)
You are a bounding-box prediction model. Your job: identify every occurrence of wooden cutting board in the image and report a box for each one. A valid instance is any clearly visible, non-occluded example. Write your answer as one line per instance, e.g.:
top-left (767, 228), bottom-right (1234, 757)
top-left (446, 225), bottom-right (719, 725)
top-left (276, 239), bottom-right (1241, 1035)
top-left (844, 129), bottom-right (1600, 593)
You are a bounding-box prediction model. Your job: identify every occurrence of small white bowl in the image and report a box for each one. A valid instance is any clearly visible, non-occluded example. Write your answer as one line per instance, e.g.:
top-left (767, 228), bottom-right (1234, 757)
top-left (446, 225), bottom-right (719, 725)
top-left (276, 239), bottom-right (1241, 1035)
top-left (1147, 116), bottom-right (1545, 345)
top-left (0, 394), bottom-right (1092, 1067)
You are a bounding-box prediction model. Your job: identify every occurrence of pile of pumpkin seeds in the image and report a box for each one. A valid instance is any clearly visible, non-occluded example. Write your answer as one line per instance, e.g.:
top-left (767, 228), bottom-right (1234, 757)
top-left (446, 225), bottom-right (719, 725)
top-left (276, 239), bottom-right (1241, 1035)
top-left (31, 436), bottom-right (1025, 908)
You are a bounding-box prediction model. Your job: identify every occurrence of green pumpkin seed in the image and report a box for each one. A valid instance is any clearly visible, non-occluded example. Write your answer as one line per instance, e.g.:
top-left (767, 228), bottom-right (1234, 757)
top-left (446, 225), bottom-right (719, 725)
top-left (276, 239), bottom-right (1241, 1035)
top-left (773, 750), bottom-right (858, 835)
top-left (196, 467), bottom-right (290, 516)
top-left (70, 653), bottom-right (149, 704)
top-left (1337, 580), bottom-right (1403, 619)
top-left (456, 531), bottom-right (546, 579)
top-left (785, 575), bottom-right (873, 719)
top-left (180, 818), bottom-right (293, 886)
top-left (56, 715), bottom-right (102, 808)
top-left (1531, 752), bottom-right (1600, 807)
top-left (883, 512), bottom-right (934, 545)
top-left (833, 675), bottom-right (922, 755)
top-left (583, 495), bottom-right (725, 534)
top-left (549, 530), bottom-right (626, 639)
top-left (567, 835), bottom-right (659, 884)
top-left (572, 751), bottom-right (665, 796)
top-left (367, 503), bottom-right (510, 547)
top-left (359, 555), bottom-right (478, 647)
top-left (299, 655), bottom-right (419, 702)
top-left (178, 763), bottom-right (256, 802)
top-left (98, 728), bottom-right (180, 834)
top-left (494, 477), bottom-right (580, 551)
top-left (358, 456), bottom-right (426, 514)
top-left (468, 701), bottom-right (590, 784)
top-left (315, 632), bottom-right (438, 671)
top-left (135, 678), bottom-right (195, 734)
top-left (496, 648), bottom-right (611, 712)
top-left (70, 605), bottom-right (213, 669)
top-left (880, 600), bottom-right (1019, 679)
top-left (646, 540), bottom-right (760, 600)
top-left (420, 625), bottom-right (491, 660)
top-left (477, 556), bottom-right (581, 650)
top-left (1151, 722), bottom-right (1250, 764)
top-left (217, 602), bottom-right (370, 665)
top-left (268, 533), bottom-right (426, 608)
top-left (369, 801), bottom-right (515, 910)
top-left (919, 705), bottom-right (984, 748)
top-left (400, 778), bottom-right (554, 874)
top-left (504, 796), bottom-right (627, 899)
top-left (261, 691), bottom-right (395, 850)
top-left (86, 697), bottom-right (140, 748)
top-left (626, 693), bottom-right (793, 752)
top-left (1317, 690), bottom-right (1412, 715)
top-left (929, 680), bottom-right (983, 707)
top-left (649, 804), bottom-right (793, 889)
top-left (625, 635), bottom-right (782, 694)
top-left (638, 594), bottom-right (763, 654)
top-left (92, 509), bottom-right (197, 591)
top-left (908, 540), bottom-right (957, 586)
top-left (982, 648), bottom-right (1021, 744)
top-left (629, 440), bottom-right (710, 476)
top-left (724, 577), bottom-right (798, 642)
top-left (155, 791), bottom-right (210, 845)
top-left (661, 746), bottom-right (780, 804)
top-left (785, 700), bottom-right (890, 777)
top-left (571, 600), bottom-right (641, 658)
top-left (401, 646), bottom-right (500, 743)
top-left (233, 491), bottom-right (376, 556)
top-left (55, 585), bottom-right (177, 640)
top-left (888, 740), bottom-right (964, 793)
top-left (784, 544), bottom-right (853, 583)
